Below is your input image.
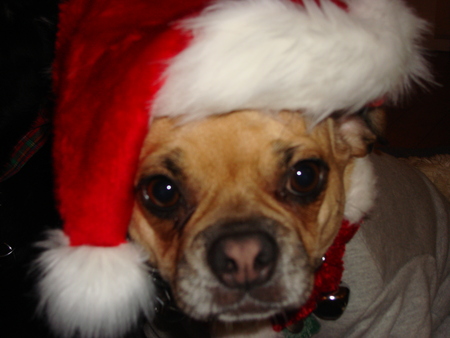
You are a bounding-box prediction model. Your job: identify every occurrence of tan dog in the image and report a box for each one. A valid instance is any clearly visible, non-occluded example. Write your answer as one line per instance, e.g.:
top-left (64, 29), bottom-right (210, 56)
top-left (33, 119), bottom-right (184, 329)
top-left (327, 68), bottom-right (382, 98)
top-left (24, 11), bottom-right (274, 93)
top-left (130, 109), bottom-right (379, 337)
top-left (36, 1), bottom-right (450, 337)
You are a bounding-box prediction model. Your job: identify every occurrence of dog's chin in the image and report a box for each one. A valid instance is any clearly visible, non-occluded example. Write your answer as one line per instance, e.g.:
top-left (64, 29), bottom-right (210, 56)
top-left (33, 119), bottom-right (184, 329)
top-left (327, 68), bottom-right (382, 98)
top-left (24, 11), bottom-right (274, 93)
top-left (173, 271), bottom-right (313, 323)
top-left (216, 301), bottom-right (282, 322)
top-left (214, 295), bottom-right (309, 322)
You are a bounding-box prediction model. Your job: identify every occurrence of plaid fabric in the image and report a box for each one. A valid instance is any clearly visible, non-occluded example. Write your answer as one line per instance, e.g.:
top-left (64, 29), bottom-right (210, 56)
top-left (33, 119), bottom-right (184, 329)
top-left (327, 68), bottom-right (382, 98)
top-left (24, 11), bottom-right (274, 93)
top-left (0, 108), bottom-right (51, 182)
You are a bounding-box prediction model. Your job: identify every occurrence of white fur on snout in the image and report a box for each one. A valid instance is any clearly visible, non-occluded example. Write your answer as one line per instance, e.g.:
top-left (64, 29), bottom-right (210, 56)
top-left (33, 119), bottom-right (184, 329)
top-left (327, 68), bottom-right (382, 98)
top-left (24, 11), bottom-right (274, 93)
top-left (174, 225), bottom-right (313, 322)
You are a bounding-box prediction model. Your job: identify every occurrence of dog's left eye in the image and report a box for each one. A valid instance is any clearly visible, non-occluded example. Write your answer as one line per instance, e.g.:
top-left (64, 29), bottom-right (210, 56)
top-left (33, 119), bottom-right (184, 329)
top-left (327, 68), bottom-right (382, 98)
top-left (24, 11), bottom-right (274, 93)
top-left (287, 160), bottom-right (327, 198)
top-left (140, 175), bottom-right (181, 212)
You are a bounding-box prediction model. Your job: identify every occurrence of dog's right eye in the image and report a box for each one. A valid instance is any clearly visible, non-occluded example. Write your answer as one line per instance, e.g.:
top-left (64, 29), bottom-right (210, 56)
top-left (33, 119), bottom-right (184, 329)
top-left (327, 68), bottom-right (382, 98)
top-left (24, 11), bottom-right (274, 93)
top-left (140, 176), bottom-right (181, 213)
top-left (285, 159), bottom-right (328, 202)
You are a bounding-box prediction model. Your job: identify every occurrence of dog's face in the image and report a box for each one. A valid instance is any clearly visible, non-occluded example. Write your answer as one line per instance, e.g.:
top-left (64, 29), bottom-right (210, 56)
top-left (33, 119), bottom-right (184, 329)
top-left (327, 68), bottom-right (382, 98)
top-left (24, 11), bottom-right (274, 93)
top-left (130, 110), bottom-right (376, 322)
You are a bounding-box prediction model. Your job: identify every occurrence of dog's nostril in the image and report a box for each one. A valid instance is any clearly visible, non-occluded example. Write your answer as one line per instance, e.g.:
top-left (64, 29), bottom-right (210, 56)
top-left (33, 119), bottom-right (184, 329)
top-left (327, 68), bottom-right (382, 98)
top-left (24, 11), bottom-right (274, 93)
top-left (208, 232), bottom-right (278, 290)
top-left (255, 250), bottom-right (272, 269)
top-left (224, 258), bottom-right (238, 273)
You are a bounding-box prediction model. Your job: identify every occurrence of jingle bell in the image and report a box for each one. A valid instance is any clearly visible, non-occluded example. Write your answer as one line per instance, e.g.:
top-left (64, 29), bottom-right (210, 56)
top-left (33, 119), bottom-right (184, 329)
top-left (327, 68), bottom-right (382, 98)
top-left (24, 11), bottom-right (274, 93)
top-left (313, 284), bottom-right (350, 320)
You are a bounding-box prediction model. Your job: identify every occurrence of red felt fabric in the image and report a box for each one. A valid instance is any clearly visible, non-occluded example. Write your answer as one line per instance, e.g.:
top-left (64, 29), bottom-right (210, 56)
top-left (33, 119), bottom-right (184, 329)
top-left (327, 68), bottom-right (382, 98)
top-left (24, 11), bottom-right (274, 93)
top-left (272, 219), bottom-right (360, 332)
top-left (52, 0), bottom-right (207, 246)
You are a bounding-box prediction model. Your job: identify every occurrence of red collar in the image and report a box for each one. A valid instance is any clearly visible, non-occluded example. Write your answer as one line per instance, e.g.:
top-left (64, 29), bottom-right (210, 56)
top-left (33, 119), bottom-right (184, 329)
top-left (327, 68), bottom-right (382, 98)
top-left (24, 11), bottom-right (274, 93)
top-left (272, 219), bottom-right (361, 332)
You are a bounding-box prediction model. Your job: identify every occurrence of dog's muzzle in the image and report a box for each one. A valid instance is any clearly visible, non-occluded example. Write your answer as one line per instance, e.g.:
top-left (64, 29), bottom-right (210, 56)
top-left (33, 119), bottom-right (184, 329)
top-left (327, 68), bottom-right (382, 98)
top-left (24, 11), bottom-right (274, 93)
top-left (171, 216), bottom-right (314, 322)
top-left (207, 230), bottom-right (278, 290)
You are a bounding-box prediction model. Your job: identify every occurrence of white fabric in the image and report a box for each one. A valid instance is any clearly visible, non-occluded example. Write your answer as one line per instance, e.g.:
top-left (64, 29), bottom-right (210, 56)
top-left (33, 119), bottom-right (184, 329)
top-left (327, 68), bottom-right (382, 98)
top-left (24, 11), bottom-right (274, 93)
top-left (317, 153), bottom-right (450, 337)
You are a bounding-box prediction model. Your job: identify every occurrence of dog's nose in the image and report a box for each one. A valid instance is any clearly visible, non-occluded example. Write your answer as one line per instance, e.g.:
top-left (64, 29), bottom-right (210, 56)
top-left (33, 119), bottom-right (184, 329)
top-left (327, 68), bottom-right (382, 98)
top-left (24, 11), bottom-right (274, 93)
top-left (208, 232), bottom-right (277, 289)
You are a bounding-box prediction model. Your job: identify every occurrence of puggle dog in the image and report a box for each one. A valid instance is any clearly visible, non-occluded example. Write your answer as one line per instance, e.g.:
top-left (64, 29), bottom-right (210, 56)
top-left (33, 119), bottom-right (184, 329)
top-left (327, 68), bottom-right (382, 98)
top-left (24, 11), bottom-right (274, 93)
top-left (131, 108), bottom-right (450, 338)
top-left (129, 108), bottom-right (381, 337)
top-left (37, 0), bottom-right (450, 337)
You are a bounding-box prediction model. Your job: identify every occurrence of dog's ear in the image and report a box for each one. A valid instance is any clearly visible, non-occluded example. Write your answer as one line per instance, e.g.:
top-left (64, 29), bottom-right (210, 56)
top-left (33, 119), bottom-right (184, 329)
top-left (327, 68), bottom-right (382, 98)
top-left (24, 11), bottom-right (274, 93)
top-left (335, 107), bottom-right (386, 157)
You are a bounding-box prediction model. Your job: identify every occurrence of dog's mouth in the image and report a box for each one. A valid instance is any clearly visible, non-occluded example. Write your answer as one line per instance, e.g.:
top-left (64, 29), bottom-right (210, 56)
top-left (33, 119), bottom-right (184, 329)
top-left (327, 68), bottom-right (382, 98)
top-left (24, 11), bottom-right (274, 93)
top-left (151, 265), bottom-right (308, 324)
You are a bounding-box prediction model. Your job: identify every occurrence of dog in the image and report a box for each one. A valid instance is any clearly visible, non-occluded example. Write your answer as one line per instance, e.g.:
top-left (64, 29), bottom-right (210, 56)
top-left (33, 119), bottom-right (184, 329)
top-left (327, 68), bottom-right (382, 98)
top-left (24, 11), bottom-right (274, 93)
top-left (34, 0), bottom-right (450, 337)
top-left (129, 108), bottom-right (450, 337)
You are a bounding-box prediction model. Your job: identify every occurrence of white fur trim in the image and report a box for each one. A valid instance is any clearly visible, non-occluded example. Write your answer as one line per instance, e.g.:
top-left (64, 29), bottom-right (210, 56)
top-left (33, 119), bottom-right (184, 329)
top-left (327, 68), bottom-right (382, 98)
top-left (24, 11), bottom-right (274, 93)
top-left (152, 0), bottom-right (430, 123)
top-left (344, 156), bottom-right (376, 223)
top-left (36, 230), bottom-right (154, 338)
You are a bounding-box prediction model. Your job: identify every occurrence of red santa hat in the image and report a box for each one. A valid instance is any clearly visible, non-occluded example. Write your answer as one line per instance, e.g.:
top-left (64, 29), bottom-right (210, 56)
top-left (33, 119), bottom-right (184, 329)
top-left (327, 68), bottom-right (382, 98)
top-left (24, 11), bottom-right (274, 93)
top-left (36, 0), bottom-right (430, 337)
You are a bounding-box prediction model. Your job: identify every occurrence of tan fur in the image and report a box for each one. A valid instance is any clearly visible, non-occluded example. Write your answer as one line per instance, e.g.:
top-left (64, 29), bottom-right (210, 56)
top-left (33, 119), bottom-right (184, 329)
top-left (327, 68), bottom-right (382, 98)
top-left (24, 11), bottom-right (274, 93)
top-left (402, 154), bottom-right (450, 201)
top-left (129, 110), bottom-right (374, 327)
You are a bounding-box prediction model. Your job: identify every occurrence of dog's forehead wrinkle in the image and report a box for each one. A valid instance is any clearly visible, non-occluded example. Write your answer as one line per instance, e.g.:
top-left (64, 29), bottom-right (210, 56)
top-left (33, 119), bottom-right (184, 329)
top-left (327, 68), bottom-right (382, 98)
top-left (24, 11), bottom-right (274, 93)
top-left (160, 148), bottom-right (185, 177)
top-left (271, 140), bottom-right (301, 167)
top-left (138, 147), bottom-right (185, 179)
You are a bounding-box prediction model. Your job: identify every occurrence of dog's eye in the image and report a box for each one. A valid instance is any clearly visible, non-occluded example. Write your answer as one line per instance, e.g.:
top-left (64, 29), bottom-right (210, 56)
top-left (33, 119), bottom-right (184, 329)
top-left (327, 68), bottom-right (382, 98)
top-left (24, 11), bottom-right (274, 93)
top-left (141, 176), bottom-right (180, 210)
top-left (287, 160), bottom-right (327, 197)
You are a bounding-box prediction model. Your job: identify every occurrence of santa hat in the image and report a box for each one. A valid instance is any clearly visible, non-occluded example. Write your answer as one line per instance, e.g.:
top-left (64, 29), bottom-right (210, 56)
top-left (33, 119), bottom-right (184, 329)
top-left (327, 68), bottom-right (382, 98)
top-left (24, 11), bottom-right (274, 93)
top-left (36, 0), bottom-right (430, 337)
